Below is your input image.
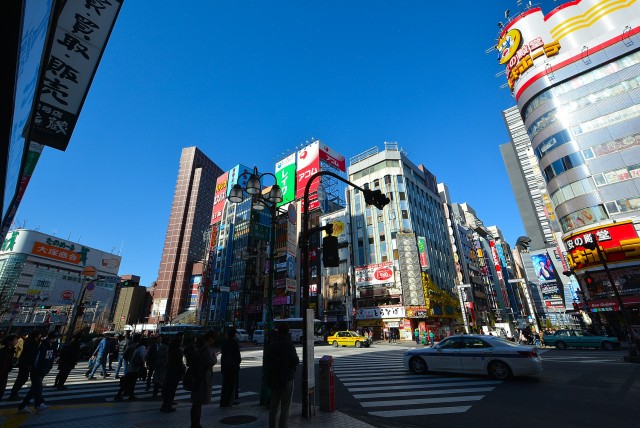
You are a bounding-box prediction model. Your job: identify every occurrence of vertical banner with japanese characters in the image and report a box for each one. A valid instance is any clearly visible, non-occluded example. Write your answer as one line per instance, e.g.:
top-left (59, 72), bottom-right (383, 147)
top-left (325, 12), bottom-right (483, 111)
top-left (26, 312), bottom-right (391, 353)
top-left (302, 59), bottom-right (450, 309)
top-left (275, 153), bottom-right (296, 207)
top-left (295, 141), bottom-right (320, 200)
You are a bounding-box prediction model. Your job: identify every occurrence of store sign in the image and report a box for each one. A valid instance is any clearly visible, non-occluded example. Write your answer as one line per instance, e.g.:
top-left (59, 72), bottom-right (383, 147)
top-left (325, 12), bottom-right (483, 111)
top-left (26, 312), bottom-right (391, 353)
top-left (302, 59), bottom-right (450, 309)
top-left (563, 221), bottom-right (640, 271)
top-left (211, 171), bottom-right (229, 225)
top-left (418, 236), bottom-right (429, 270)
top-left (489, 240), bottom-right (510, 309)
top-left (295, 141), bottom-right (320, 199)
top-left (318, 143), bottom-right (346, 172)
top-left (275, 153), bottom-right (296, 207)
top-left (497, 29), bottom-right (522, 64)
top-left (355, 306), bottom-right (405, 320)
top-left (355, 262), bottom-right (394, 286)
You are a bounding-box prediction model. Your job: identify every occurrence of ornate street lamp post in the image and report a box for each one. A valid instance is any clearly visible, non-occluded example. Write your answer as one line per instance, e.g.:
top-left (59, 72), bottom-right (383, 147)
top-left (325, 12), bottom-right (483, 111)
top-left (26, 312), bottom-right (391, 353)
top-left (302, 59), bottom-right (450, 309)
top-left (227, 166), bottom-right (283, 404)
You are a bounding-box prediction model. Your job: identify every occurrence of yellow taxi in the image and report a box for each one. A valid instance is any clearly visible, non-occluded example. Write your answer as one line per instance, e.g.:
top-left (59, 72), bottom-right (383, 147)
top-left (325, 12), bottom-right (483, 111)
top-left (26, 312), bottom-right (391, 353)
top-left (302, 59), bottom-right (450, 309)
top-left (327, 331), bottom-right (371, 348)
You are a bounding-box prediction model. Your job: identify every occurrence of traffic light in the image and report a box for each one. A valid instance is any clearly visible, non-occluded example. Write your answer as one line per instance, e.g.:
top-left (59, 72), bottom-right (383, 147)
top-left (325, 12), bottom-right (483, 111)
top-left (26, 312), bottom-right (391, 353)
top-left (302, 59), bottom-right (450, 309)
top-left (363, 189), bottom-right (391, 210)
top-left (323, 234), bottom-right (340, 267)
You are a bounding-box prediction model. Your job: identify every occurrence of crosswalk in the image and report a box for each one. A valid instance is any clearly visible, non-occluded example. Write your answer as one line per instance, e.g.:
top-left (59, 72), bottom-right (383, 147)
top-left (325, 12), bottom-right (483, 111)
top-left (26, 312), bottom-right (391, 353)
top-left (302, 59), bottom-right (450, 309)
top-left (0, 365), bottom-right (257, 408)
top-left (332, 350), bottom-right (502, 417)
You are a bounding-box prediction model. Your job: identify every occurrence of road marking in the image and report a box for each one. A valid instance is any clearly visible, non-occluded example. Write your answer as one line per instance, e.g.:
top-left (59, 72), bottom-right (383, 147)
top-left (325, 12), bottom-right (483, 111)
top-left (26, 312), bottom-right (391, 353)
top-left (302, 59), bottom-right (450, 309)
top-left (354, 386), bottom-right (496, 399)
top-left (347, 380), bottom-right (501, 392)
top-left (368, 405), bottom-right (472, 417)
top-left (361, 395), bottom-right (484, 407)
top-left (342, 377), bottom-right (495, 387)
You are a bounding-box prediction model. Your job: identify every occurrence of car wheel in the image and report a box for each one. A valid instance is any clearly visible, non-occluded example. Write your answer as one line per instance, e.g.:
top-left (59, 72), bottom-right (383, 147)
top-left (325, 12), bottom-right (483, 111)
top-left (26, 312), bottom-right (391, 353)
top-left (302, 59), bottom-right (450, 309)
top-left (488, 360), bottom-right (512, 380)
top-left (332, 341), bottom-right (338, 347)
top-left (602, 341), bottom-right (615, 351)
top-left (409, 356), bottom-right (428, 375)
top-left (556, 341), bottom-right (567, 350)
top-left (355, 341), bottom-right (362, 348)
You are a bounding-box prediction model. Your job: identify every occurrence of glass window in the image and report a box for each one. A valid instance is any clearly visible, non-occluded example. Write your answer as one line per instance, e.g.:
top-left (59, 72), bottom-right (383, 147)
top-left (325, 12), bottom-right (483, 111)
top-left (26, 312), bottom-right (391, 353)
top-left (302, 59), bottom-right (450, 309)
top-left (399, 192), bottom-right (406, 200)
top-left (570, 181), bottom-right (585, 197)
top-left (564, 152), bottom-right (584, 169)
top-left (605, 202), bottom-right (619, 214)
top-left (402, 210), bottom-right (409, 219)
top-left (582, 148), bottom-right (595, 159)
top-left (439, 337), bottom-right (464, 349)
top-left (373, 179), bottom-right (380, 188)
top-left (562, 185), bottom-right (575, 200)
top-left (551, 158), bottom-right (565, 176)
top-left (384, 175), bottom-right (392, 185)
top-left (396, 175), bottom-right (404, 184)
top-left (594, 174), bottom-right (607, 186)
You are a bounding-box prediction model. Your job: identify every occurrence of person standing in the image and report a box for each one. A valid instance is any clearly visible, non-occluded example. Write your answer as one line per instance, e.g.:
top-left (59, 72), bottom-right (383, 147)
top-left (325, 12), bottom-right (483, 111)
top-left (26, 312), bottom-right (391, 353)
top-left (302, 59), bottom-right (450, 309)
top-left (267, 323), bottom-right (299, 428)
top-left (0, 334), bottom-right (18, 401)
top-left (115, 332), bottom-right (130, 379)
top-left (146, 335), bottom-right (163, 391)
top-left (220, 327), bottom-right (241, 408)
top-left (107, 334), bottom-right (118, 371)
top-left (17, 332), bottom-right (58, 413)
top-left (160, 332), bottom-right (186, 413)
top-left (8, 331), bottom-right (42, 401)
top-left (414, 328), bottom-right (420, 344)
top-left (53, 334), bottom-right (81, 390)
top-left (114, 333), bottom-right (145, 401)
top-left (152, 337), bottom-right (168, 398)
top-left (87, 334), bottom-right (110, 379)
top-left (190, 331), bottom-right (217, 428)
top-left (429, 330), bottom-right (435, 346)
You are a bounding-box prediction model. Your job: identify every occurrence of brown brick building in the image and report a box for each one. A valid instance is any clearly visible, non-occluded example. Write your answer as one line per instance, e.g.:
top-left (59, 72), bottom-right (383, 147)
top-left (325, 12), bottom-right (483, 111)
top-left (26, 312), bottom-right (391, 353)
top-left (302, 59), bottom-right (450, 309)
top-left (151, 147), bottom-right (223, 323)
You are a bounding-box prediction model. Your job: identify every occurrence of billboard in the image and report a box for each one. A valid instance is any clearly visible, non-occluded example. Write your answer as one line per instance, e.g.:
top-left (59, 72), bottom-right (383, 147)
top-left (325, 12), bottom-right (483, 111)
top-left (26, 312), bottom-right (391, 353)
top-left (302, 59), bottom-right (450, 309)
top-left (319, 142), bottom-right (346, 172)
top-left (418, 236), bottom-right (429, 270)
top-left (489, 240), bottom-right (510, 309)
top-left (211, 171), bottom-right (229, 225)
top-left (355, 262), bottom-right (394, 287)
top-left (226, 164), bottom-right (253, 197)
top-left (530, 252), bottom-right (557, 282)
top-left (295, 141), bottom-right (320, 200)
top-left (275, 154), bottom-right (296, 207)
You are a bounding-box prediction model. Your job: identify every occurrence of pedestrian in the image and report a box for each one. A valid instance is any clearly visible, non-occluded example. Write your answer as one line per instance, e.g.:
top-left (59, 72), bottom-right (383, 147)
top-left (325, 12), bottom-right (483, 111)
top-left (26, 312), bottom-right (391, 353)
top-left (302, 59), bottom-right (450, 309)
top-left (429, 330), bottom-right (435, 346)
top-left (220, 327), bottom-right (241, 408)
top-left (160, 332), bottom-right (186, 413)
top-left (266, 323), bottom-right (299, 428)
top-left (414, 328), bottom-right (420, 344)
top-left (152, 337), bottom-right (169, 398)
top-left (8, 331), bottom-right (42, 401)
top-left (17, 332), bottom-right (58, 414)
top-left (0, 334), bottom-right (19, 401)
top-left (87, 334), bottom-right (110, 379)
top-left (115, 332), bottom-right (131, 379)
top-left (146, 335), bottom-right (164, 391)
top-left (114, 333), bottom-right (146, 401)
top-left (519, 330), bottom-right (527, 344)
top-left (190, 331), bottom-right (217, 428)
top-left (108, 334), bottom-right (118, 371)
top-left (53, 334), bottom-right (81, 390)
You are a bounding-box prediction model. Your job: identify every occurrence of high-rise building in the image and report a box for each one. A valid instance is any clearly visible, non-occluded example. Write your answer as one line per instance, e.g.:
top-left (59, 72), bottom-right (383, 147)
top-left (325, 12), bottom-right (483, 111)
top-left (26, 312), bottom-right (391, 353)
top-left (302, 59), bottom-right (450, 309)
top-left (152, 147), bottom-right (223, 323)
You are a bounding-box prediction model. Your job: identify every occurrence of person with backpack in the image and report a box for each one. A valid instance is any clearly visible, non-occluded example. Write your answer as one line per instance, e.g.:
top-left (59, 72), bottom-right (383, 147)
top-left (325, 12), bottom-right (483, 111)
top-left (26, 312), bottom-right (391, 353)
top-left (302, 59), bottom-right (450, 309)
top-left (53, 334), bottom-right (81, 390)
top-left (189, 331), bottom-right (217, 428)
top-left (114, 333), bottom-right (145, 401)
top-left (266, 323), bottom-right (299, 428)
top-left (17, 332), bottom-right (58, 414)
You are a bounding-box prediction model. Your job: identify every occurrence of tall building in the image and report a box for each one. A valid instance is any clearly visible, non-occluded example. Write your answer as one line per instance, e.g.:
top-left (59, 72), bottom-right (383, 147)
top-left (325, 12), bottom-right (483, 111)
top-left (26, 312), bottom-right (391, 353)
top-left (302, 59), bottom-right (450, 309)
top-left (152, 147), bottom-right (223, 323)
top-left (496, 0), bottom-right (640, 334)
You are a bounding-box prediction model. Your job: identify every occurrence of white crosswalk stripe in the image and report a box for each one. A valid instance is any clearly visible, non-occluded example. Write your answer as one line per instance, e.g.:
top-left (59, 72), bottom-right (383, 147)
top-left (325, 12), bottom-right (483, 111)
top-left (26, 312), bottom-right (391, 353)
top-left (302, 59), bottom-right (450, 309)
top-left (333, 350), bottom-right (501, 418)
top-left (1, 367), bottom-right (257, 408)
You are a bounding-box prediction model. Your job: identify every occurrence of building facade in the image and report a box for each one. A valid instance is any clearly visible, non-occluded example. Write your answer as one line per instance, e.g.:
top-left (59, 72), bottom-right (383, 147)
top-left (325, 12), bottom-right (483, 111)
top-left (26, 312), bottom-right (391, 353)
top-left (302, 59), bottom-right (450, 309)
top-left (152, 147), bottom-right (223, 323)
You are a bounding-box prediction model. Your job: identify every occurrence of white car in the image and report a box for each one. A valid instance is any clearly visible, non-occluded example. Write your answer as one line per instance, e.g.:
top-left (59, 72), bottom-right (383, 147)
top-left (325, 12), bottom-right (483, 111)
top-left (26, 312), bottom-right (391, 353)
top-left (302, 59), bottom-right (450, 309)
top-left (235, 329), bottom-right (249, 342)
top-left (403, 334), bottom-right (542, 380)
top-left (252, 330), bottom-right (265, 345)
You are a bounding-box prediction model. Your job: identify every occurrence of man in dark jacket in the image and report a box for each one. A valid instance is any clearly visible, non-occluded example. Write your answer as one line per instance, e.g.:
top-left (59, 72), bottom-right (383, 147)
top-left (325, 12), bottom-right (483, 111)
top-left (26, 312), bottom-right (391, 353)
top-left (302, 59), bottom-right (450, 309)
top-left (266, 323), bottom-right (299, 428)
top-left (7, 331), bottom-right (42, 401)
top-left (17, 332), bottom-right (58, 413)
top-left (160, 332), bottom-right (185, 413)
top-left (220, 327), bottom-right (241, 407)
top-left (53, 334), bottom-right (81, 390)
top-left (145, 335), bottom-right (164, 391)
top-left (0, 334), bottom-right (19, 401)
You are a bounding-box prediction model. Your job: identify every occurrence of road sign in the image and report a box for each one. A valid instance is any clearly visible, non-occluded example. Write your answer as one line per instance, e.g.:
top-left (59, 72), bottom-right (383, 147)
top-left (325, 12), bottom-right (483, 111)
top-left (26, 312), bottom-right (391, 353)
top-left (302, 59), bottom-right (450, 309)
top-left (86, 282), bottom-right (96, 291)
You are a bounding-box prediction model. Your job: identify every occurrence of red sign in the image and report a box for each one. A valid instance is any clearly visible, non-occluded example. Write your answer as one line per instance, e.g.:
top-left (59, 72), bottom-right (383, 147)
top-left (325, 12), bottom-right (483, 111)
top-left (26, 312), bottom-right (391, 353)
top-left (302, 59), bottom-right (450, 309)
top-left (295, 142), bottom-right (320, 199)
top-left (211, 172), bottom-right (229, 225)
top-left (61, 290), bottom-right (74, 300)
top-left (489, 240), bottom-right (510, 309)
top-left (587, 295), bottom-right (640, 311)
top-left (374, 268), bottom-right (393, 281)
top-left (355, 262), bottom-right (394, 286)
top-left (563, 221), bottom-right (640, 271)
top-left (319, 143), bottom-right (346, 172)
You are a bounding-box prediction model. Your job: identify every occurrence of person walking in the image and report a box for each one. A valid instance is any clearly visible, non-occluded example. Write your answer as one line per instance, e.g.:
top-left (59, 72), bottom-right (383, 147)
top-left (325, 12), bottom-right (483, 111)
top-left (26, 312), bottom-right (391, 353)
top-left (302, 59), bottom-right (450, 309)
top-left (7, 331), bottom-right (42, 401)
top-left (107, 334), bottom-right (118, 371)
top-left (87, 334), bottom-right (110, 379)
top-left (146, 335), bottom-right (163, 391)
top-left (17, 332), bottom-right (58, 414)
top-left (152, 337), bottom-right (168, 398)
top-left (189, 331), bottom-right (217, 428)
top-left (114, 333), bottom-right (145, 401)
top-left (414, 328), bottom-right (420, 344)
top-left (267, 323), bottom-right (299, 428)
top-left (429, 330), bottom-right (435, 346)
top-left (160, 332), bottom-right (186, 413)
top-left (53, 334), bottom-right (81, 390)
top-left (0, 334), bottom-right (18, 401)
top-left (115, 332), bottom-right (130, 379)
top-left (220, 327), bottom-right (241, 408)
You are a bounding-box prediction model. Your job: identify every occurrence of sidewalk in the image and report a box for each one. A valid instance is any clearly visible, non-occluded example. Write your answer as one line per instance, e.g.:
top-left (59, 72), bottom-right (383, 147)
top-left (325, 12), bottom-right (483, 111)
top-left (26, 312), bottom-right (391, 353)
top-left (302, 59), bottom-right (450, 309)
top-left (0, 399), bottom-right (375, 428)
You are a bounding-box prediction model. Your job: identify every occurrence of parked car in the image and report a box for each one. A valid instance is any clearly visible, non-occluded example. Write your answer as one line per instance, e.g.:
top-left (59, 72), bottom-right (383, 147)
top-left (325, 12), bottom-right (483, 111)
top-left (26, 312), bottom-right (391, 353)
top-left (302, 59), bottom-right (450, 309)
top-left (403, 334), bottom-right (542, 380)
top-left (543, 329), bottom-right (620, 350)
top-left (252, 329), bottom-right (265, 345)
top-left (235, 329), bottom-right (250, 342)
top-left (327, 331), bottom-right (371, 348)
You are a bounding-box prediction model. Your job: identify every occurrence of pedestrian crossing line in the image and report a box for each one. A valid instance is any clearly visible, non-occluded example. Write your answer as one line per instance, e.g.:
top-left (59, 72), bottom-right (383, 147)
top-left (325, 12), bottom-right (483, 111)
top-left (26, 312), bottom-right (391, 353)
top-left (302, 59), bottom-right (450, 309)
top-left (334, 371), bottom-right (413, 379)
top-left (368, 405), bottom-right (472, 417)
top-left (334, 367), bottom-right (405, 375)
top-left (347, 380), bottom-right (501, 393)
top-left (361, 395), bottom-right (484, 408)
top-left (342, 377), bottom-right (497, 387)
top-left (354, 386), bottom-right (497, 400)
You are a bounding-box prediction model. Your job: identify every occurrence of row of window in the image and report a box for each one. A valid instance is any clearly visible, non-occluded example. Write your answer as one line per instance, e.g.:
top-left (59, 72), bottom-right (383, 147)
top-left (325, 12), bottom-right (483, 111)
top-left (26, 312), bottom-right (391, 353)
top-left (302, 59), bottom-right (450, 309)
top-left (572, 104), bottom-right (640, 136)
top-left (560, 205), bottom-right (608, 233)
top-left (582, 131), bottom-right (640, 159)
top-left (527, 74), bottom-right (640, 140)
top-left (542, 151), bottom-right (585, 182)
top-left (593, 163), bottom-right (640, 187)
top-left (605, 196), bottom-right (640, 215)
top-left (523, 50), bottom-right (640, 120)
top-left (550, 177), bottom-right (595, 207)
top-left (351, 160), bottom-right (400, 181)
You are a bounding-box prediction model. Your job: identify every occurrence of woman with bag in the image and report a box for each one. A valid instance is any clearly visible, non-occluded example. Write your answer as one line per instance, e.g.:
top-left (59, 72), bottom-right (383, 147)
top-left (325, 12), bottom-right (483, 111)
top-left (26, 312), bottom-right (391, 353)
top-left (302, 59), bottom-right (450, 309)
top-left (189, 331), bottom-right (217, 428)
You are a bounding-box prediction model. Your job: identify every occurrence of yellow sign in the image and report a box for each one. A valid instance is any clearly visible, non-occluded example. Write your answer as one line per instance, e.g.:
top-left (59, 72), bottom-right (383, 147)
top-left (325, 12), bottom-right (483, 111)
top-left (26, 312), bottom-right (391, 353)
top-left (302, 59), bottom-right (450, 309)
top-left (497, 29), bottom-right (522, 64)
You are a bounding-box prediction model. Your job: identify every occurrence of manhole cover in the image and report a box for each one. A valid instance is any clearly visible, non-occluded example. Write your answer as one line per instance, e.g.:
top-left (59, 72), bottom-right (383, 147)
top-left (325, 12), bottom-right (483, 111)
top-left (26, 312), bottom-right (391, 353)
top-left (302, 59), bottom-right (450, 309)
top-left (219, 415), bottom-right (258, 425)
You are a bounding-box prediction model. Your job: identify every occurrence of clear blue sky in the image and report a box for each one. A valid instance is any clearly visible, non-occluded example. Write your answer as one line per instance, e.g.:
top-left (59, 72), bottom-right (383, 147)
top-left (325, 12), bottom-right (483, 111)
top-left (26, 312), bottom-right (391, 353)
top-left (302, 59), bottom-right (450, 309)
top-left (15, 1), bottom-right (562, 286)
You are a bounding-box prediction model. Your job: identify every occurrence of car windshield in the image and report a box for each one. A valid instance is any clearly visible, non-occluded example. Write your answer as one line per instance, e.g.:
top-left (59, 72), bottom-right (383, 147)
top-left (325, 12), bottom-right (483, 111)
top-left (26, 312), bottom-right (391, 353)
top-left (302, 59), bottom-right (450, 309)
top-left (489, 336), bottom-right (522, 347)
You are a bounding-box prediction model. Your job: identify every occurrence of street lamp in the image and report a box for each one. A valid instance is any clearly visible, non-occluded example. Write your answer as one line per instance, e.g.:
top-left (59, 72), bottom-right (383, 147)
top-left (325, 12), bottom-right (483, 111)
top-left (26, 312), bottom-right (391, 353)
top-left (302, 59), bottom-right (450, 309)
top-left (227, 166), bottom-right (283, 405)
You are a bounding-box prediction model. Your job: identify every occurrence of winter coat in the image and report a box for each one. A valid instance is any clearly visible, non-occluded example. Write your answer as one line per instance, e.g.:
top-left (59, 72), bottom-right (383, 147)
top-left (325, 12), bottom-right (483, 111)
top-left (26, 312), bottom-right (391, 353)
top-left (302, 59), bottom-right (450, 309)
top-left (165, 343), bottom-right (186, 383)
top-left (266, 337), bottom-right (299, 390)
top-left (32, 341), bottom-right (55, 377)
top-left (190, 345), bottom-right (217, 405)
top-left (152, 344), bottom-right (169, 385)
top-left (16, 337), bottom-right (39, 368)
top-left (58, 339), bottom-right (81, 368)
top-left (0, 345), bottom-right (17, 377)
top-left (220, 338), bottom-right (241, 373)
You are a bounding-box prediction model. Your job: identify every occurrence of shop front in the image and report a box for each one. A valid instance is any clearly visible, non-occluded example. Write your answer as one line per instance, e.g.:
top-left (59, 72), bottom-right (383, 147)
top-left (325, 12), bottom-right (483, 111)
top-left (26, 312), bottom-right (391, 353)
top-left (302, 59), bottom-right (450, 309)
top-left (355, 306), bottom-right (404, 340)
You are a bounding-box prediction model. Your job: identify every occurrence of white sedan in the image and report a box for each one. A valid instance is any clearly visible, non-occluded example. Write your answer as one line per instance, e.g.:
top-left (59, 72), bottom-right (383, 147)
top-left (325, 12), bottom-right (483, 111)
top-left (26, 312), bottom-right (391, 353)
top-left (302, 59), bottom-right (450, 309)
top-left (403, 334), bottom-right (542, 380)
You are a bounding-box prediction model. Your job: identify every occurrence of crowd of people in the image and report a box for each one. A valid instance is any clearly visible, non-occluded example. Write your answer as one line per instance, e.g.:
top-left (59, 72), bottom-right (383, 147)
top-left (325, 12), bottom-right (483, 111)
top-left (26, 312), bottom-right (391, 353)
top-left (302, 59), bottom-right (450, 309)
top-left (0, 325), bottom-right (300, 428)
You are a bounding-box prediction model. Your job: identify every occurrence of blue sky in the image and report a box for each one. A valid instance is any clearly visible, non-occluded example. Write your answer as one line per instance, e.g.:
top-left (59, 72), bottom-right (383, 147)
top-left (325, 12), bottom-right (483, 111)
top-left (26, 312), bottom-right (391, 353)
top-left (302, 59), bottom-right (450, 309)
top-left (15, 1), bottom-right (563, 286)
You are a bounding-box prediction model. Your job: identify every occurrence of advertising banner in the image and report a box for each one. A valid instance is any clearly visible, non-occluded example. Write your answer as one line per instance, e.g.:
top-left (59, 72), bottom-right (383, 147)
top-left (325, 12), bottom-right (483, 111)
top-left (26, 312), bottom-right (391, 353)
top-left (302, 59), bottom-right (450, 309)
top-left (489, 240), bottom-right (510, 309)
top-left (226, 164), bottom-right (253, 197)
top-left (355, 306), bottom-right (405, 320)
top-left (275, 154), bottom-right (296, 207)
top-left (295, 141), bottom-right (320, 199)
top-left (418, 236), bottom-right (429, 270)
top-left (530, 252), bottom-right (557, 282)
top-left (287, 204), bottom-right (297, 257)
top-left (563, 221), bottom-right (640, 272)
top-left (318, 142), bottom-right (346, 172)
top-left (211, 171), bottom-right (229, 225)
top-left (355, 262), bottom-right (394, 286)
top-left (187, 275), bottom-right (201, 310)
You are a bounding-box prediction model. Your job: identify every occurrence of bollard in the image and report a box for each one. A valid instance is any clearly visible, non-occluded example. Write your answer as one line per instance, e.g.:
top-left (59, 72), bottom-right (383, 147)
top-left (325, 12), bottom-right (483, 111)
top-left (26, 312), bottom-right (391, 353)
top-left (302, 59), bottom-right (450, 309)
top-left (319, 355), bottom-right (335, 412)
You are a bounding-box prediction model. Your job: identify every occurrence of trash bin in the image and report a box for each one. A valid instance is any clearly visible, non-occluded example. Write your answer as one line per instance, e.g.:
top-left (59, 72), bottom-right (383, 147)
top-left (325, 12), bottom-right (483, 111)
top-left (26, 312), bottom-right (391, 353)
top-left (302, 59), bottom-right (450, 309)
top-left (319, 355), bottom-right (335, 412)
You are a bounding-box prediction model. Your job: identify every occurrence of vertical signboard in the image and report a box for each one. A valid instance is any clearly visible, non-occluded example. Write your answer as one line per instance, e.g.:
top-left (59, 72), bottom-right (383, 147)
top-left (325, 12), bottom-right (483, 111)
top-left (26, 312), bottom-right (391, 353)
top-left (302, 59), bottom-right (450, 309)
top-left (226, 164), bottom-right (253, 197)
top-left (295, 141), bottom-right (320, 199)
top-left (211, 171), bottom-right (229, 225)
top-left (489, 240), bottom-right (511, 309)
top-left (275, 153), bottom-right (296, 207)
top-left (418, 236), bottom-right (429, 270)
